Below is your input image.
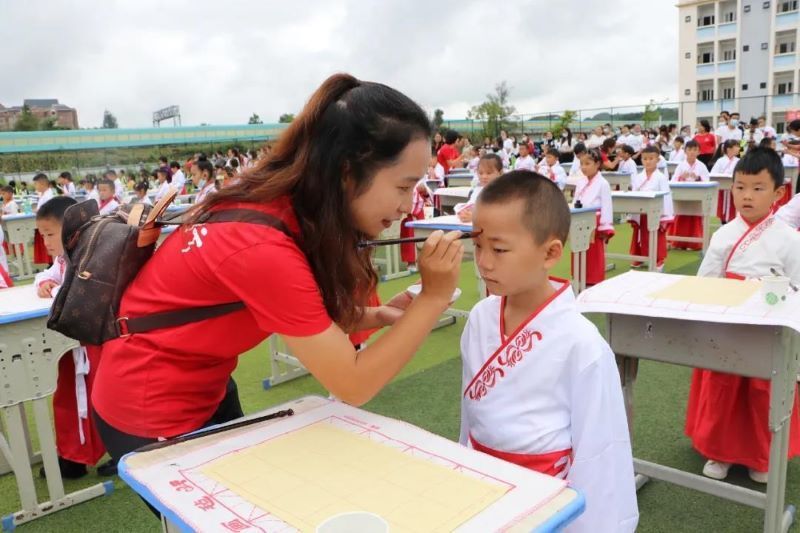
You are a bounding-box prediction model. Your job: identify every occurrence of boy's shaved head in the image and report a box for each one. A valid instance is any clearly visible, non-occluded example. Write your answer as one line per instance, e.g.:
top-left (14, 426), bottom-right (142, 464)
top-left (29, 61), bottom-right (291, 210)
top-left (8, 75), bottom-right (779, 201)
top-left (477, 170), bottom-right (570, 244)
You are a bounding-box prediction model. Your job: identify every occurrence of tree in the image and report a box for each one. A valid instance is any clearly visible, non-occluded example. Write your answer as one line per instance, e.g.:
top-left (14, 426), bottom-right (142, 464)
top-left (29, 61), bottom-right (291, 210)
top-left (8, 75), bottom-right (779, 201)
top-left (550, 110), bottom-right (576, 136)
top-left (642, 100), bottom-right (659, 129)
top-left (279, 113), bottom-right (295, 123)
top-left (432, 108), bottom-right (444, 130)
top-left (102, 110), bottom-right (118, 129)
top-left (14, 105), bottom-right (40, 131)
top-left (40, 116), bottom-right (58, 130)
top-left (467, 81), bottom-right (516, 138)
top-left (248, 113), bottom-right (263, 124)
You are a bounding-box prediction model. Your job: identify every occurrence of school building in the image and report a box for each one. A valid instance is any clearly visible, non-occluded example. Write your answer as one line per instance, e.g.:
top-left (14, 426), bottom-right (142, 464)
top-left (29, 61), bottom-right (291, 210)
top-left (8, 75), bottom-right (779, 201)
top-left (0, 99), bottom-right (80, 131)
top-left (678, 0), bottom-right (800, 131)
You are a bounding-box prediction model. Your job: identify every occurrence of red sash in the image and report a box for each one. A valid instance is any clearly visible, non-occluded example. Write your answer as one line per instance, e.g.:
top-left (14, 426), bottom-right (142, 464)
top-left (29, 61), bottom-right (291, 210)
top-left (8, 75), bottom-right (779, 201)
top-left (470, 435), bottom-right (572, 478)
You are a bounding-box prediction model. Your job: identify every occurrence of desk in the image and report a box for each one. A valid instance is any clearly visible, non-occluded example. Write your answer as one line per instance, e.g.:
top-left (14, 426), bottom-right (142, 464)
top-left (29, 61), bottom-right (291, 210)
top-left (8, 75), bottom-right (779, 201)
top-left (120, 396), bottom-right (584, 533)
top-left (407, 208), bottom-right (598, 295)
top-left (433, 187), bottom-right (472, 214)
top-left (578, 272), bottom-right (799, 533)
top-left (709, 172), bottom-right (733, 193)
top-left (608, 191), bottom-right (667, 271)
top-left (666, 161), bottom-right (679, 178)
top-left (446, 172), bottom-right (473, 188)
top-left (0, 287), bottom-right (112, 530)
top-left (667, 182), bottom-right (718, 254)
top-left (371, 220), bottom-right (411, 282)
top-left (0, 214), bottom-right (36, 280)
top-left (603, 172), bottom-right (633, 191)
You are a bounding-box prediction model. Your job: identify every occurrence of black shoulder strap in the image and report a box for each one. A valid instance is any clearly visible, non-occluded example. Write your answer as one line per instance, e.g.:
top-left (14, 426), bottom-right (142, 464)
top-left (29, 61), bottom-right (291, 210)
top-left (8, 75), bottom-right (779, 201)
top-left (120, 208), bottom-right (298, 336)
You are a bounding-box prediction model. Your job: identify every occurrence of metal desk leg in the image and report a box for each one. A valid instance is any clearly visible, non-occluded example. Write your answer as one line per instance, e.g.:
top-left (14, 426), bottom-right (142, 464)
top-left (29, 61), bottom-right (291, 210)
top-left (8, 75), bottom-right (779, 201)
top-left (3, 404), bottom-right (37, 511)
top-left (0, 404), bottom-right (39, 475)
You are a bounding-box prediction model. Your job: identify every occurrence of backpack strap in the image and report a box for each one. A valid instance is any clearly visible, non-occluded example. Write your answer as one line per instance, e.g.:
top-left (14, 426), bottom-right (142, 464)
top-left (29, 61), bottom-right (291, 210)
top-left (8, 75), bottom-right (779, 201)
top-left (117, 209), bottom-right (299, 337)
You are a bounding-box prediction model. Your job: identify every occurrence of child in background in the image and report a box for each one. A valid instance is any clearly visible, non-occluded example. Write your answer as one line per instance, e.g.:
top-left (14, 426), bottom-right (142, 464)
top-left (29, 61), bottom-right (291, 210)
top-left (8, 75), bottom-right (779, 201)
top-left (569, 143), bottom-right (587, 176)
top-left (466, 146), bottom-right (481, 173)
top-left (628, 146), bottom-right (674, 269)
top-left (97, 179), bottom-right (120, 215)
top-left (0, 185), bottom-right (14, 288)
top-left (669, 140), bottom-right (710, 250)
top-left (130, 182), bottom-right (152, 205)
top-left (514, 142), bottom-right (536, 171)
top-left (710, 139), bottom-right (742, 223)
top-left (153, 167), bottom-right (172, 203)
top-left (616, 145), bottom-right (638, 178)
top-left (427, 152), bottom-right (445, 185)
top-left (457, 154), bottom-right (503, 223)
top-left (536, 147), bottom-right (567, 190)
top-left (461, 171), bottom-right (638, 532)
top-left (685, 147), bottom-right (800, 483)
top-left (32, 173), bottom-right (55, 265)
top-left (169, 161), bottom-right (186, 194)
top-left (34, 196), bottom-right (111, 478)
top-left (400, 177), bottom-right (434, 266)
top-left (58, 171), bottom-right (77, 197)
top-left (104, 170), bottom-right (125, 202)
top-left (81, 175), bottom-right (100, 205)
top-left (572, 149), bottom-right (614, 285)
top-left (669, 136), bottom-right (686, 163)
top-left (192, 157), bottom-right (217, 204)
top-left (1, 185), bottom-right (19, 217)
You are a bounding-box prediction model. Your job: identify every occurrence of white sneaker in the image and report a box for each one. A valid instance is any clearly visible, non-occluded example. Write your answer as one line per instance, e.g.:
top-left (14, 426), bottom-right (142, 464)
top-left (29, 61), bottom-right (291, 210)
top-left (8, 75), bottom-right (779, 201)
top-left (702, 460), bottom-right (732, 480)
top-left (748, 469), bottom-right (768, 483)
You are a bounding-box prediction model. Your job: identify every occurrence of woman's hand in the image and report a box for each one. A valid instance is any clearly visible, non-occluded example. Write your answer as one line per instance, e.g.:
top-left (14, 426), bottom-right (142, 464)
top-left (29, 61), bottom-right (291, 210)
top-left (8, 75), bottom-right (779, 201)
top-left (418, 230), bottom-right (463, 307)
top-left (375, 290), bottom-right (414, 326)
top-left (457, 207), bottom-right (473, 223)
top-left (37, 281), bottom-right (57, 298)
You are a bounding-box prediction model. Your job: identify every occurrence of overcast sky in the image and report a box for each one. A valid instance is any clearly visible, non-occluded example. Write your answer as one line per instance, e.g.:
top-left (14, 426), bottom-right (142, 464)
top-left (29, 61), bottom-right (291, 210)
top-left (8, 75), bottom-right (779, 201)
top-left (0, 1), bottom-right (678, 128)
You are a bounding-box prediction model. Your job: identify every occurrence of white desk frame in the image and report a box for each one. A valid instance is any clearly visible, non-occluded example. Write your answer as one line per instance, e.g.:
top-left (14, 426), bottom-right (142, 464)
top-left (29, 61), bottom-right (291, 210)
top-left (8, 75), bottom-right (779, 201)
top-left (603, 172), bottom-right (633, 191)
top-left (1, 214), bottom-right (37, 280)
top-left (433, 187), bottom-right (471, 214)
top-left (667, 182), bottom-right (719, 254)
top-left (578, 272), bottom-right (799, 533)
top-left (607, 191), bottom-right (667, 271)
top-left (0, 287), bottom-right (112, 530)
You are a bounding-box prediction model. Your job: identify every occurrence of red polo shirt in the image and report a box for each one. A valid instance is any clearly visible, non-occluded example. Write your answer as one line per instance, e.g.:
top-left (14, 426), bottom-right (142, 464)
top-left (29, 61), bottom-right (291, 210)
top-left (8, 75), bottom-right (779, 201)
top-left (92, 197), bottom-right (332, 438)
top-left (437, 144), bottom-right (460, 173)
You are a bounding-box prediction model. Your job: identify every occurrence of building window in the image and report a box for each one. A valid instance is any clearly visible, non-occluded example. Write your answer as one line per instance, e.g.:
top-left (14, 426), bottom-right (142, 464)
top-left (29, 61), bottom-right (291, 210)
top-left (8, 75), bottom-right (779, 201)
top-left (722, 49), bottom-right (737, 61)
top-left (685, 52), bottom-right (692, 59)
top-left (722, 11), bottom-right (736, 22)
top-left (763, 1), bottom-right (771, 7)
top-left (778, 0), bottom-right (798, 12)
top-left (760, 82), bottom-right (768, 88)
top-left (761, 42), bottom-right (769, 50)
top-left (699, 88), bottom-right (715, 101)
top-left (699, 14), bottom-right (715, 26)
top-left (744, 4), bottom-right (751, 11)
top-left (777, 81), bottom-right (795, 94)
top-left (685, 89), bottom-right (691, 96)
top-left (699, 51), bottom-right (715, 64)
top-left (685, 15), bottom-right (692, 22)
top-left (776, 41), bottom-right (796, 54)
top-left (742, 84), bottom-right (749, 90)
top-left (722, 87), bottom-right (736, 99)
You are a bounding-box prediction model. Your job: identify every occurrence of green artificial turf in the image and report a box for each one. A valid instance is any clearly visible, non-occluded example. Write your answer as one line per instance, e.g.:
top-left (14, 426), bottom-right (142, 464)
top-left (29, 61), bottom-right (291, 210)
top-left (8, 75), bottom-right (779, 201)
top-left (1, 223), bottom-right (796, 532)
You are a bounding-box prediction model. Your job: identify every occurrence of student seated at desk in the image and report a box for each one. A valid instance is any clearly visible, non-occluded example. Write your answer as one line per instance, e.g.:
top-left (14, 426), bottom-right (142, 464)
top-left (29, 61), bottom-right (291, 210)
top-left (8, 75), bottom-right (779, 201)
top-left (536, 147), bottom-right (567, 191)
top-left (97, 178), bottom-right (120, 215)
top-left (460, 171), bottom-right (638, 532)
top-left (427, 151), bottom-right (445, 186)
top-left (191, 156), bottom-right (217, 204)
top-left (129, 181), bottom-right (152, 206)
top-left (572, 149), bottom-right (614, 286)
top-left (32, 173), bottom-right (56, 265)
top-left (669, 136), bottom-right (686, 163)
top-left (513, 142), bottom-right (536, 172)
top-left (685, 147), bottom-right (800, 484)
top-left (57, 171), bottom-right (77, 198)
top-left (34, 196), bottom-right (112, 478)
top-left (628, 146), bottom-right (673, 269)
top-left (457, 154), bottom-right (503, 223)
top-left (400, 176), bottom-right (434, 265)
top-left (615, 145), bottom-right (638, 180)
top-left (668, 140), bottom-right (710, 250)
top-left (710, 139), bottom-right (741, 224)
top-left (81, 175), bottom-right (100, 205)
top-left (569, 142), bottom-right (587, 176)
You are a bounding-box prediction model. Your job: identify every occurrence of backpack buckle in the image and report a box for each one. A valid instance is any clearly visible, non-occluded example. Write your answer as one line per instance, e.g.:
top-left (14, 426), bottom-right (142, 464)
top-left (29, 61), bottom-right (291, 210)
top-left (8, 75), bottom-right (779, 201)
top-left (116, 316), bottom-right (131, 338)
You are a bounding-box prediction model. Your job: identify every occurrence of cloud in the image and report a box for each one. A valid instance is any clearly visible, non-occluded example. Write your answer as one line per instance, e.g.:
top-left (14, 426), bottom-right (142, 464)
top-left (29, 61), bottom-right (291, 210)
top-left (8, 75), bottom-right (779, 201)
top-left (0, 0), bottom-right (678, 128)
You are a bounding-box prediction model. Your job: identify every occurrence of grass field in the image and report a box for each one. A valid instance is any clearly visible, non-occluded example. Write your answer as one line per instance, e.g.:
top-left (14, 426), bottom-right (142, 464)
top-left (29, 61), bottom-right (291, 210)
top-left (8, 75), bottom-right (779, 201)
top-left (1, 223), bottom-right (797, 532)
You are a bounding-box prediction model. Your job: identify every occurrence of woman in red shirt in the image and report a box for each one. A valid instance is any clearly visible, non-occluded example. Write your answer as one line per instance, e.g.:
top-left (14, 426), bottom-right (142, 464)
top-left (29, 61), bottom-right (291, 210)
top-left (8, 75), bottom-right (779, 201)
top-left (693, 119), bottom-right (716, 169)
top-left (91, 74), bottom-right (465, 497)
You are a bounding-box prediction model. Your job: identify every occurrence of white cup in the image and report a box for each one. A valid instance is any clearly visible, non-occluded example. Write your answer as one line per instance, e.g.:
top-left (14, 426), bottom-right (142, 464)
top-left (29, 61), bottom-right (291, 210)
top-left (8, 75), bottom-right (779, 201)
top-left (761, 275), bottom-right (790, 306)
top-left (316, 512), bottom-right (388, 533)
top-left (423, 205), bottom-right (434, 219)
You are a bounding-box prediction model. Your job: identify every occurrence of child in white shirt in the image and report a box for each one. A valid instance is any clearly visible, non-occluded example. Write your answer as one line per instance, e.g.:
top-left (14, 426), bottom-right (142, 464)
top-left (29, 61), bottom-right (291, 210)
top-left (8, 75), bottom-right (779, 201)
top-left (536, 147), bottom-right (567, 190)
top-left (669, 137), bottom-right (686, 163)
top-left (628, 146), bottom-right (674, 269)
top-left (710, 140), bottom-right (742, 223)
top-left (58, 171), bottom-right (77, 197)
top-left (97, 179), bottom-right (120, 215)
top-left (514, 143), bottom-right (536, 171)
top-left (616, 145), bottom-right (638, 177)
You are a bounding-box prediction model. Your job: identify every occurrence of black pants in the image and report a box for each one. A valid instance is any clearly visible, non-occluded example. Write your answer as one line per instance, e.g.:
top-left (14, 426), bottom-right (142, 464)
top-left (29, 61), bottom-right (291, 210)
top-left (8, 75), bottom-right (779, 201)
top-left (95, 377), bottom-right (244, 517)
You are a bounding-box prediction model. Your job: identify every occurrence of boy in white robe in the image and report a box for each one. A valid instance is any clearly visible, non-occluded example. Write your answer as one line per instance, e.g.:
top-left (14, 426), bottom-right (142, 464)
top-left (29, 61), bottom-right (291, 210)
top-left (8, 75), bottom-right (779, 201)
top-left (536, 147), bottom-right (567, 191)
top-left (628, 146), bottom-right (674, 269)
top-left (460, 171), bottom-right (638, 532)
top-left (97, 178), bottom-right (120, 215)
top-left (685, 147), bottom-right (800, 483)
top-left (776, 193), bottom-right (800, 229)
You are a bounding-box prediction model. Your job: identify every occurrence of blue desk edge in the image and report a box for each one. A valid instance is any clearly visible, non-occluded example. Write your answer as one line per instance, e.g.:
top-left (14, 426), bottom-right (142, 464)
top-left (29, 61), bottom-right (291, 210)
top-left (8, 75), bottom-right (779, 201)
top-left (0, 308), bottom-right (49, 325)
top-left (533, 488), bottom-right (586, 533)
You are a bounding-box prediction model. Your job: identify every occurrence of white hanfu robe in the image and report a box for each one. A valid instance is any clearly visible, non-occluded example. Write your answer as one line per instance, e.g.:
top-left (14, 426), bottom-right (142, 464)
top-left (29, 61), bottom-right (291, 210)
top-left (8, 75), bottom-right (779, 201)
top-left (459, 279), bottom-right (638, 533)
top-left (514, 155), bottom-right (536, 171)
top-left (98, 198), bottom-right (120, 216)
top-left (777, 194), bottom-right (800, 230)
top-left (537, 160), bottom-right (567, 190)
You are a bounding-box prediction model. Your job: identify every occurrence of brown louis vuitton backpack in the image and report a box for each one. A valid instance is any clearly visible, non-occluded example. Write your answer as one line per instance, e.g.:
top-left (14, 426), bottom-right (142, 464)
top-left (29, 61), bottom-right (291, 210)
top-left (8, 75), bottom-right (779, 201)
top-left (47, 190), bottom-right (296, 345)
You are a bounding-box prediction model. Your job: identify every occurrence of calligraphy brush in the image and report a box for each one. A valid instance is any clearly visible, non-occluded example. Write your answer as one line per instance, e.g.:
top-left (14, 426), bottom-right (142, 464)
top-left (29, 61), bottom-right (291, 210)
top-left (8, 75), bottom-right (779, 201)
top-left (357, 231), bottom-right (477, 249)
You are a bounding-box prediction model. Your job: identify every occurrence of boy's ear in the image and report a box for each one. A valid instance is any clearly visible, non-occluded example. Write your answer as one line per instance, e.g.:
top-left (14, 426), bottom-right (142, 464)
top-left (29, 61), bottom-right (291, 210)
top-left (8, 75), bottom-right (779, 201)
top-left (543, 238), bottom-right (564, 269)
top-left (774, 183), bottom-right (786, 204)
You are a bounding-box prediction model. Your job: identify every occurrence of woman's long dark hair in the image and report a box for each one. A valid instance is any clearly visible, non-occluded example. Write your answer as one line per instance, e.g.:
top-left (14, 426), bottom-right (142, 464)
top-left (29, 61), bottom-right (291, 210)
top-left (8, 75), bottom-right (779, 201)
top-left (192, 73), bottom-right (431, 330)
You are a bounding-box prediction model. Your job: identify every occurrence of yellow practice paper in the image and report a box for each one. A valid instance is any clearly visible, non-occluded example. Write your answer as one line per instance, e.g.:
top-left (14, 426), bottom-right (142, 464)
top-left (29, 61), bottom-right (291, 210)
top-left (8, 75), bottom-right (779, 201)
top-left (201, 422), bottom-right (508, 533)
top-left (649, 277), bottom-right (760, 307)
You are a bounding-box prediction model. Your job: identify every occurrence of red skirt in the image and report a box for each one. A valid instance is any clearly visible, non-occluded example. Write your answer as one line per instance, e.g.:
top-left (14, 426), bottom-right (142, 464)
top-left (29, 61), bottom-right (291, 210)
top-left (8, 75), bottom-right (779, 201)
top-left (685, 369), bottom-right (800, 472)
top-left (33, 230), bottom-right (50, 265)
top-left (0, 265), bottom-right (12, 288)
top-left (572, 231), bottom-right (609, 287)
top-left (669, 215), bottom-right (703, 251)
top-left (53, 345), bottom-right (106, 465)
top-left (629, 216), bottom-right (669, 268)
top-left (717, 191), bottom-right (736, 224)
top-left (400, 215), bottom-right (418, 264)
